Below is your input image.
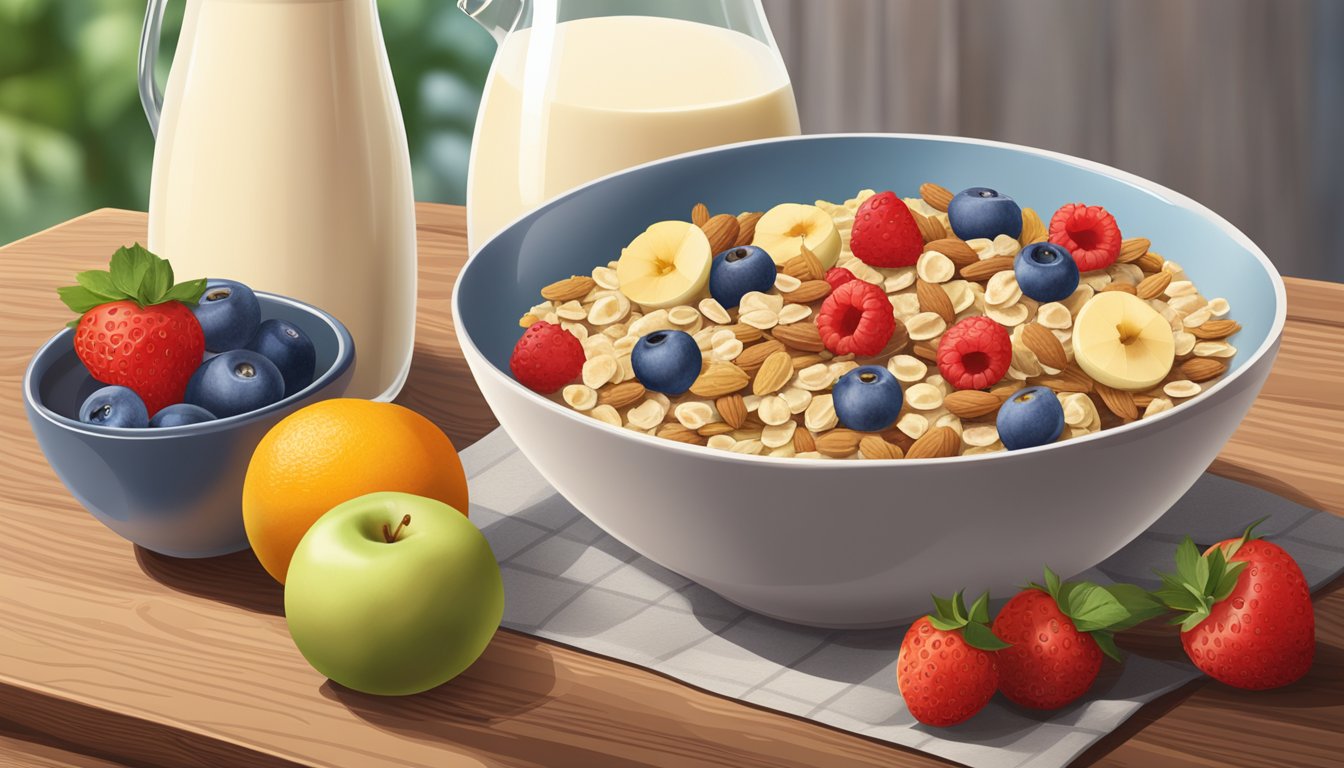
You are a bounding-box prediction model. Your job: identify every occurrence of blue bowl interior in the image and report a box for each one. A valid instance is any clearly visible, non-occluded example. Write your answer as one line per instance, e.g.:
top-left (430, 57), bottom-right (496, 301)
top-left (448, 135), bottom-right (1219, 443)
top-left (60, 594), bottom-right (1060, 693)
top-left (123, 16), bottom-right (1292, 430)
top-left (459, 136), bottom-right (1277, 382)
top-left (35, 294), bottom-right (347, 425)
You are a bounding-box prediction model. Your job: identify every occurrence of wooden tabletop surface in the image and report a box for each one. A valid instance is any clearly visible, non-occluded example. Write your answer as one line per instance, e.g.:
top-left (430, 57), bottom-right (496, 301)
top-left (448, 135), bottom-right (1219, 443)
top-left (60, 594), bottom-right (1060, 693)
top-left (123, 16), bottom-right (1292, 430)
top-left (1, 205), bottom-right (1341, 768)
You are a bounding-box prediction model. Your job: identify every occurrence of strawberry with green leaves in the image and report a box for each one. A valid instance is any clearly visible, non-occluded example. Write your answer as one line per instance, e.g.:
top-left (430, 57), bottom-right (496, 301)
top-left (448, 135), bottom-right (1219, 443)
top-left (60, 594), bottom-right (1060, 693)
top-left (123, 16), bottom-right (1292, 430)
top-left (897, 591), bottom-right (1008, 726)
top-left (59, 245), bottom-right (207, 416)
top-left (1155, 520), bottom-right (1314, 690)
top-left (992, 568), bottom-right (1164, 710)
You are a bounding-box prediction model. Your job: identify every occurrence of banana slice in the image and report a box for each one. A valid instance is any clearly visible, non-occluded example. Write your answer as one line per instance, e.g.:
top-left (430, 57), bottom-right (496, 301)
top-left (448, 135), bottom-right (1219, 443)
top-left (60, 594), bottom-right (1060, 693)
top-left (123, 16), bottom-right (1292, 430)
top-left (617, 221), bottom-right (713, 310)
top-left (752, 203), bottom-right (841, 269)
top-left (1072, 291), bottom-right (1175, 391)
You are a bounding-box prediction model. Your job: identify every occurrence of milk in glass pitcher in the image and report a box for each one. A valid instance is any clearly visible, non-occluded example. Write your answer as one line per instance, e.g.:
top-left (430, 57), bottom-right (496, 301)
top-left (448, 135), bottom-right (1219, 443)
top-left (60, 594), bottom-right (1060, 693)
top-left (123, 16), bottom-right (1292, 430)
top-left (140, 0), bottom-right (417, 401)
top-left (462, 0), bottom-right (801, 251)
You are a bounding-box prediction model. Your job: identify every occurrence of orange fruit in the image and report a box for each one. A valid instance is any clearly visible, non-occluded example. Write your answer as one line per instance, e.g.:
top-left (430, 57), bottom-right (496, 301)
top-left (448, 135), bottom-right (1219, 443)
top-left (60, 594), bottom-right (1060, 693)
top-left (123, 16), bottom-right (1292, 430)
top-left (243, 399), bottom-right (469, 583)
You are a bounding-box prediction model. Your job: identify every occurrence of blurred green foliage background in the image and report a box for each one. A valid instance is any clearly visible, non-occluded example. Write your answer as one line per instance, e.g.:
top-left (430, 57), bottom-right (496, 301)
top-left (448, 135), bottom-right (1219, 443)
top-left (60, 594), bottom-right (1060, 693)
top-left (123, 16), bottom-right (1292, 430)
top-left (0, 0), bottom-right (496, 244)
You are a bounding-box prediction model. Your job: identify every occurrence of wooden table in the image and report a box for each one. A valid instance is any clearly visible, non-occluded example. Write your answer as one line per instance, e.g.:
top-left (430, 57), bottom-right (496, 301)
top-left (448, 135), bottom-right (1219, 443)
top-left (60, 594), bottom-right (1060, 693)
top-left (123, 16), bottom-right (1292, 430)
top-left (1, 205), bottom-right (1341, 768)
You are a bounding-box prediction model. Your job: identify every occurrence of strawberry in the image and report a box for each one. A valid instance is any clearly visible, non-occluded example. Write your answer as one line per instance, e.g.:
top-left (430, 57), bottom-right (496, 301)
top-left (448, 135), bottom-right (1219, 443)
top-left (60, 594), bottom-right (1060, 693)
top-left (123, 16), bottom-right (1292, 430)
top-left (849, 191), bottom-right (923, 268)
top-left (1155, 520), bottom-right (1315, 690)
top-left (897, 591), bottom-right (1008, 727)
top-left (510, 320), bottom-right (585, 394)
top-left (59, 244), bottom-right (207, 416)
top-left (993, 568), bottom-right (1164, 710)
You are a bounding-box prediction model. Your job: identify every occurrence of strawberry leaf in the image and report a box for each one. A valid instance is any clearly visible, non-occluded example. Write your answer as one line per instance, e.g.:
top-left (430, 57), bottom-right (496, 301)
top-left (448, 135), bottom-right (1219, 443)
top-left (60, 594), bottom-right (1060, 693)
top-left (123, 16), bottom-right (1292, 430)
top-left (145, 257), bottom-right (173, 304)
top-left (1064, 583), bottom-right (1129, 633)
top-left (1104, 584), bottom-right (1167, 630)
top-left (928, 615), bottom-right (962, 632)
top-left (1175, 537), bottom-right (1201, 586)
top-left (961, 621), bottom-right (1012, 652)
top-left (967, 591), bottom-right (992, 625)
top-left (1211, 560), bottom-right (1248, 603)
top-left (74, 270), bottom-right (122, 301)
top-left (57, 285), bottom-right (111, 314)
top-left (931, 593), bottom-right (957, 622)
top-left (1043, 566), bottom-right (1062, 599)
top-left (110, 244), bottom-right (155, 301)
top-left (163, 278), bottom-right (208, 306)
top-left (1091, 630), bottom-right (1123, 663)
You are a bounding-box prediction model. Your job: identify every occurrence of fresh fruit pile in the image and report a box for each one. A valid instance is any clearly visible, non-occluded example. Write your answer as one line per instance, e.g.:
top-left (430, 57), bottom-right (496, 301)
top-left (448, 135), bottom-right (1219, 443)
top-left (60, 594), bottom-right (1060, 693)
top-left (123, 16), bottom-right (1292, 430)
top-left (510, 184), bottom-right (1241, 458)
top-left (898, 520), bottom-right (1315, 727)
top-left (59, 245), bottom-right (318, 428)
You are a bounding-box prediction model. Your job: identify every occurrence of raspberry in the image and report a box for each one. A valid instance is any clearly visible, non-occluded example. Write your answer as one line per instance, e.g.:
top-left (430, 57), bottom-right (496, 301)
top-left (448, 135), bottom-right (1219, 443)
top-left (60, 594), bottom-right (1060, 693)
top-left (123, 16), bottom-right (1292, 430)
top-left (509, 321), bottom-right (584, 394)
top-left (824, 267), bottom-right (856, 290)
top-left (1048, 203), bottom-right (1121, 272)
top-left (937, 316), bottom-right (1012, 390)
top-left (816, 279), bottom-right (895, 357)
top-left (849, 191), bottom-right (923, 268)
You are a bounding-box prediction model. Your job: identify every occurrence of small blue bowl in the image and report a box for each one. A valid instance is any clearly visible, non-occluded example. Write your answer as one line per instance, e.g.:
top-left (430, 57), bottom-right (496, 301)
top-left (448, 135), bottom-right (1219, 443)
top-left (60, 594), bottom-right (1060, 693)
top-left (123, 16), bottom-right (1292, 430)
top-left (23, 292), bottom-right (355, 558)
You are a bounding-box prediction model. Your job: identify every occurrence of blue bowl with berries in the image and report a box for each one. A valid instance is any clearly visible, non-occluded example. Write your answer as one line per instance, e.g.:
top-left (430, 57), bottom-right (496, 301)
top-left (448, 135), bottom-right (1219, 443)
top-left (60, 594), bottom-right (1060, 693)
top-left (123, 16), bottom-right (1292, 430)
top-left (24, 268), bottom-right (355, 558)
top-left (454, 133), bottom-right (1285, 627)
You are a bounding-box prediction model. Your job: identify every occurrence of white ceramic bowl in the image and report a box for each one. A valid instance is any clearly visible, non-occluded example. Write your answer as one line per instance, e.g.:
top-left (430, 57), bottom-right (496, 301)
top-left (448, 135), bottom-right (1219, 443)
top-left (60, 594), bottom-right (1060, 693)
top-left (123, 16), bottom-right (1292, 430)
top-left (454, 134), bottom-right (1284, 628)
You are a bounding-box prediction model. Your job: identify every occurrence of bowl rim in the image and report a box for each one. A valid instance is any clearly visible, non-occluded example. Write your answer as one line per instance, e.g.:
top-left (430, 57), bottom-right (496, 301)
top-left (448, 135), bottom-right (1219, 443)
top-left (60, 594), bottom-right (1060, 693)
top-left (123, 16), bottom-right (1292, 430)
top-left (23, 290), bottom-right (355, 440)
top-left (454, 131), bottom-right (1287, 467)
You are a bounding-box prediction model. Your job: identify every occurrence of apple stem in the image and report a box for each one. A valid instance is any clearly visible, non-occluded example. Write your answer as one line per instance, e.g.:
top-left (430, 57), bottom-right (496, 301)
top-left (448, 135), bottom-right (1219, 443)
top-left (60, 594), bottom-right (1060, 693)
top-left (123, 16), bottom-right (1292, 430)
top-left (382, 514), bottom-right (412, 543)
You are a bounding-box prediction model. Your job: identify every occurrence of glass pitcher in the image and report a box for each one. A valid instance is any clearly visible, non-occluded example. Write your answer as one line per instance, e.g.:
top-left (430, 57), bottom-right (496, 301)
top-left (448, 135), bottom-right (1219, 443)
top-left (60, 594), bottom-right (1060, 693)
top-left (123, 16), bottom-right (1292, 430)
top-left (139, 0), bottom-right (418, 402)
top-left (461, 0), bottom-right (800, 251)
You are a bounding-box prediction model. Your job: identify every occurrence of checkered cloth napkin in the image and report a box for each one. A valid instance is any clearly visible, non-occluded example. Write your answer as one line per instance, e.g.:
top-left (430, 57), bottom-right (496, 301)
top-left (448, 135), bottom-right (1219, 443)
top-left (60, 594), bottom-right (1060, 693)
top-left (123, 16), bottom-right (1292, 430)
top-left (461, 428), bottom-right (1344, 768)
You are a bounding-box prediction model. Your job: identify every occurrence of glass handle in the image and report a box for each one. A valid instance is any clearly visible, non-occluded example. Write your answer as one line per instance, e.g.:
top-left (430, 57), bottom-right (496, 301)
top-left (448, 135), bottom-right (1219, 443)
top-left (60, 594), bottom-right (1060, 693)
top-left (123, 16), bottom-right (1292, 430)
top-left (138, 0), bottom-right (168, 137)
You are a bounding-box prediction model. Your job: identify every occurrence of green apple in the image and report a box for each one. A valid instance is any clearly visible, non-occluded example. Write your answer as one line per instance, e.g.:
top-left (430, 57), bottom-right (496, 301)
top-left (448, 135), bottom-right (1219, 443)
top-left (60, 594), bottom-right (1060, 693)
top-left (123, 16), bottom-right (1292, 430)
top-left (284, 491), bottom-right (503, 696)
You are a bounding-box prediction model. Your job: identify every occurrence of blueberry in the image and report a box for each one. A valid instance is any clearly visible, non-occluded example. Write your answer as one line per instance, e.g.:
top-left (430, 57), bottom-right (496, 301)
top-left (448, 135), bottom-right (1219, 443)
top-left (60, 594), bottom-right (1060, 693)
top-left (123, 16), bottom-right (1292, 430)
top-left (996, 386), bottom-right (1065, 450)
top-left (185, 349), bottom-right (285, 418)
top-left (709, 245), bottom-right (776, 309)
top-left (947, 187), bottom-right (1023, 241)
top-left (193, 279), bottom-right (261, 352)
top-left (149, 403), bottom-right (217, 428)
top-left (246, 318), bottom-right (316, 396)
top-left (631, 330), bottom-right (702, 395)
top-left (1014, 243), bottom-right (1080, 303)
top-left (78, 386), bottom-right (149, 428)
top-left (832, 366), bottom-right (904, 432)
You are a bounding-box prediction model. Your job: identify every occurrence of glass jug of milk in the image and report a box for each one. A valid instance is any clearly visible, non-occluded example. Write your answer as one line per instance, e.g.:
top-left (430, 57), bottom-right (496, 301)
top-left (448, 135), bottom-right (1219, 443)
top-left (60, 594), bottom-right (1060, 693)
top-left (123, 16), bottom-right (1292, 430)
top-left (139, 0), bottom-right (417, 402)
top-left (462, 0), bottom-right (801, 251)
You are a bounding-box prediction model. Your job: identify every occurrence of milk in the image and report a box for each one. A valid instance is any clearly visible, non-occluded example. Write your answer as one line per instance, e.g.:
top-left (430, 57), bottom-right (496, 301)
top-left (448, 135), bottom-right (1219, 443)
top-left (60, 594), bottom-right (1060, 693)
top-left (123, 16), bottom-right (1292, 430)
top-left (467, 15), bottom-right (800, 250)
top-left (148, 0), bottom-right (417, 402)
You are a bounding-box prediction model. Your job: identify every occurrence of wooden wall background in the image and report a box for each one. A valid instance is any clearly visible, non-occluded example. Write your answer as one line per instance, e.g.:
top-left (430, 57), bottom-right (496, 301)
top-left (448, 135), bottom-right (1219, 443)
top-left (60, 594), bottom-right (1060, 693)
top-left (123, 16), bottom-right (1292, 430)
top-left (762, 0), bottom-right (1344, 282)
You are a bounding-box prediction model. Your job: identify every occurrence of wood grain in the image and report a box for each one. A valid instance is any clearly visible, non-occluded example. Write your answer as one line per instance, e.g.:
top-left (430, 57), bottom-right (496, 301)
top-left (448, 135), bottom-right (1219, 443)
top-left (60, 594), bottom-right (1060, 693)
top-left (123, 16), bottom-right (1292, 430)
top-left (0, 207), bottom-right (1339, 768)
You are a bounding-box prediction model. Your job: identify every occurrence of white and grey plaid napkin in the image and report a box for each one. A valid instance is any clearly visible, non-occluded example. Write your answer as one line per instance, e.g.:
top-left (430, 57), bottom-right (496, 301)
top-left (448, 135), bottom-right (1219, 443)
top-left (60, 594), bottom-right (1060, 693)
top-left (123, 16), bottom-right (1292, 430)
top-left (461, 428), bottom-right (1344, 768)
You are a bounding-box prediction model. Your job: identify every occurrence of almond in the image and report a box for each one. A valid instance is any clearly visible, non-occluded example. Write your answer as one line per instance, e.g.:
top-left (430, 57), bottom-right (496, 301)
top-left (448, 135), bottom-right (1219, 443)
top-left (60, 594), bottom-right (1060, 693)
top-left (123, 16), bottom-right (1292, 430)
top-left (916, 279), bottom-right (956, 325)
top-left (1033, 364), bottom-right (1094, 393)
top-left (815, 429), bottom-right (863, 458)
top-left (735, 211), bottom-right (763, 247)
top-left (773, 321), bottom-right (826, 352)
top-left (1022, 323), bottom-right (1069, 370)
top-left (657, 423), bottom-right (704, 445)
top-left (735, 339), bottom-right (785, 373)
top-left (597, 380), bottom-right (646, 408)
top-left (791, 353), bottom-right (826, 370)
top-left (912, 340), bottom-right (940, 362)
top-left (700, 213), bottom-right (740, 255)
top-left (991, 385), bottom-right (1020, 401)
top-left (715, 394), bottom-right (748, 429)
top-left (859, 434), bottom-right (904, 460)
top-left (1136, 251), bottom-right (1165, 273)
top-left (540, 275), bottom-right (596, 302)
top-left (1118, 237), bottom-right (1151, 263)
top-left (883, 318), bottom-right (912, 357)
top-left (920, 182), bottom-right (953, 212)
top-left (1018, 208), bottom-right (1048, 246)
top-left (880, 428), bottom-right (915, 454)
top-left (792, 426), bottom-right (817, 453)
top-left (697, 422), bottom-right (735, 437)
top-left (1133, 394), bottom-right (1155, 409)
top-left (913, 210), bottom-right (946, 242)
top-left (1191, 320), bottom-right (1241, 339)
top-left (518, 313), bottom-right (540, 328)
top-left (1095, 382), bottom-right (1138, 421)
top-left (1136, 271), bottom-right (1172, 300)
top-left (942, 390), bottom-right (1002, 419)
top-left (691, 202), bottom-right (710, 226)
top-left (961, 255), bottom-right (1015, 282)
top-left (906, 426), bottom-right (960, 459)
top-left (923, 238), bottom-right (979, 268)
top-left (783, 247), bottom-right (825, 282)
top-left (783, 279), bottom-right (831, 304)
top-left (730, 323), bottom-right (764, 343)
top-left (689, 362), bottom-right (750, 398)
top-left (1103, 282), bottom-right (1138, 295)
top-left (752, 350), bottom-right (794, 396)
top-left (1181, 357), bottom-right (1228, 383)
